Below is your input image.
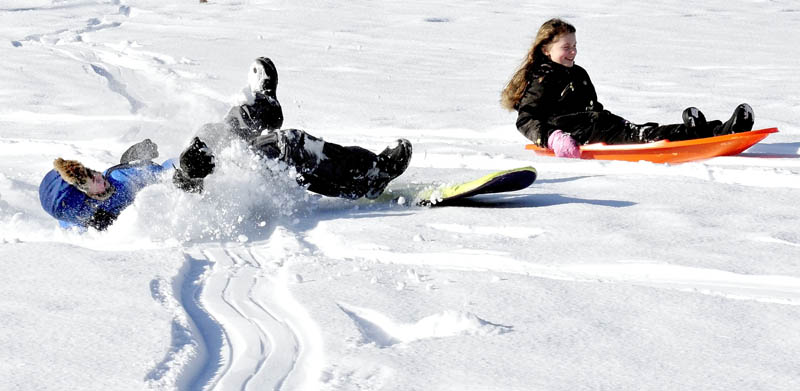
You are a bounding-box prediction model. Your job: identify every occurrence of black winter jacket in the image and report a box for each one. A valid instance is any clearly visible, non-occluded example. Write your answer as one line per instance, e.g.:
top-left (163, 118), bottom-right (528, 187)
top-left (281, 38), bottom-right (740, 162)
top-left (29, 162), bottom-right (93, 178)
top-left (515, 60), bottom-right (603, 146)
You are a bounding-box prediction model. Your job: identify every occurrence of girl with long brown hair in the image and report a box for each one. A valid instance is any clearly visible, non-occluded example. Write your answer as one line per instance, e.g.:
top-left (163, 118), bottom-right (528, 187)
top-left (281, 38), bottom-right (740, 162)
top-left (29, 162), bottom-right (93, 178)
top-left (501, 18), bottom-right (754, 157)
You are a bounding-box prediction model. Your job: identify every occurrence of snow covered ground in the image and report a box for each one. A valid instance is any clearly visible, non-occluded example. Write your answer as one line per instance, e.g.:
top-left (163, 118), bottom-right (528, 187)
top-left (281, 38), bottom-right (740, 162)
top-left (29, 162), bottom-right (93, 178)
top-left (2, 0), bottom-right (800, 390)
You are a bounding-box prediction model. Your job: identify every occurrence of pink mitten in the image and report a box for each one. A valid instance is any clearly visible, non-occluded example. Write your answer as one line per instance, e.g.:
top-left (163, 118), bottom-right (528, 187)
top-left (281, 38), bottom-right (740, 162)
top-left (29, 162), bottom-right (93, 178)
top-left (547, 130), bottom-right (581, 158)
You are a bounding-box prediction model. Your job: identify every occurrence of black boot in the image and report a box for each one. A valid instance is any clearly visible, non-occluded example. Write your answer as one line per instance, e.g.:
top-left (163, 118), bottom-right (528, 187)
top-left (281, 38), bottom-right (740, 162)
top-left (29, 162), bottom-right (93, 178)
top-left (682, 107), bottom-right (707, 129)
top-left (715, 103), bottom-right (754, 135)
top-left (223, 57), bottom-right (284, 141)
top-left (365, 139), bottom-right (413, 199)
top-left (248, 57), bottom-right (278, 96)
top-left (681, 107), bottom-right (714, 139)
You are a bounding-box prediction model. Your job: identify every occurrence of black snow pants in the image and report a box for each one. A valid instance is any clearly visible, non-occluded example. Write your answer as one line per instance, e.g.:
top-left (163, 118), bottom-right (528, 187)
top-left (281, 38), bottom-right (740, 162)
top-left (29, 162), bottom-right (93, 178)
top-left (251, 129), bottom-right (381, 199)
top-left (552, 110), bottom-right (724, 145)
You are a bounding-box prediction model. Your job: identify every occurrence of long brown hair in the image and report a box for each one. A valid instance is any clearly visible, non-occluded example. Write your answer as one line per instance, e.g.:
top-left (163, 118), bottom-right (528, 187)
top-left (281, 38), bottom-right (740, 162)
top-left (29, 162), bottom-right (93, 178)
top-left (500, 18), bottom-right (576, 111)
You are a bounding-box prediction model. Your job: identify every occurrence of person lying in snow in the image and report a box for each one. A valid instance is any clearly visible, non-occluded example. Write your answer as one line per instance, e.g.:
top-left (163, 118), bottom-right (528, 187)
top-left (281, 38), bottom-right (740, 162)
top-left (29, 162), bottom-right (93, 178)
top-left (195, 56), bottom-right (412, 200)
top-left (500, 18), bottom-right (755, 158)
top-left (38, 137), bottom-right (215, 230)
top-left (39, 57), bottom-right (412, 230)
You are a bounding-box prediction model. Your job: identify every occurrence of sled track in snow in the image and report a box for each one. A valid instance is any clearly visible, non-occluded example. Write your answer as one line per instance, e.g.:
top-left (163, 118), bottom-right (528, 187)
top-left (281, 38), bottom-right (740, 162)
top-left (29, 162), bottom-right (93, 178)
top-left (177, 229), bottom-right (323, 390)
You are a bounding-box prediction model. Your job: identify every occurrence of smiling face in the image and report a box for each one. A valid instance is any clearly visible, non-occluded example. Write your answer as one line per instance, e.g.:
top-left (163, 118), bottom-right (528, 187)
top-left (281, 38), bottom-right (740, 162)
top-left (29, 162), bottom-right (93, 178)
top-left (544, 33), bottom-right (577, 67)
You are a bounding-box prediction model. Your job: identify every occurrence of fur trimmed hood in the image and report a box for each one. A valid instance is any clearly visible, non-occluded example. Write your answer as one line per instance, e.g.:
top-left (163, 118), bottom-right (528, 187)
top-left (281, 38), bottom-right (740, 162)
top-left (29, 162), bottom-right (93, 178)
top-left (53, 158), bottom-right (115, 201)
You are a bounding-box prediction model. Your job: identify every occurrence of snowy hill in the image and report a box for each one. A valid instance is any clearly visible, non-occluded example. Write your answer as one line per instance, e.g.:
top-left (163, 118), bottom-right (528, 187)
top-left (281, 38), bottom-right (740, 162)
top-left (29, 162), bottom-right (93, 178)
top-left (1, 0), bottom-right (800, 390)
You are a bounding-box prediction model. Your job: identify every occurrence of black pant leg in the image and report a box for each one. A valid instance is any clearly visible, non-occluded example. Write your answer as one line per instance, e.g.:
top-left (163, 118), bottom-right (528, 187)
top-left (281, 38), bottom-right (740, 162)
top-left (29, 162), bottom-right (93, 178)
top-left (642, 124), bottom-right (688, 142)
top-left (251, 129), bottom-right (380, 199)
top-left (553, 110), bottom-right (715, 144)
top-left (300, 134), bottom-right (380, 199)
top-left (552, 110), bottom-right (634, 144)
top-left (642, 120), bottom-right (719, 142)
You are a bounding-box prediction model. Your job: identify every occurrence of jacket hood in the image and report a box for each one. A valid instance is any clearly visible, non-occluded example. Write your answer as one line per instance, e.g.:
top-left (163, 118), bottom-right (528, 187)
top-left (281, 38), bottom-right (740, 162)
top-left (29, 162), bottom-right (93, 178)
top-left (39, 169), bottom-right (96, 225)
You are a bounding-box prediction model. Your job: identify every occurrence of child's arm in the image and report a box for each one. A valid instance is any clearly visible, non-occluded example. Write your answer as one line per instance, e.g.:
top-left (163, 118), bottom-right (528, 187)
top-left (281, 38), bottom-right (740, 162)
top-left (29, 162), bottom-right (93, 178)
top-left (515, 79), bottom-right (555, 147)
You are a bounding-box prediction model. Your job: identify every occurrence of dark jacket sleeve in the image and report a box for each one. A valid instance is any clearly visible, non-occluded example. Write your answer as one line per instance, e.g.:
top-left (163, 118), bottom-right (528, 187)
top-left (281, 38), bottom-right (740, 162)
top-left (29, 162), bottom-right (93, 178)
top-left (515, 78), bottom-right (555, 147)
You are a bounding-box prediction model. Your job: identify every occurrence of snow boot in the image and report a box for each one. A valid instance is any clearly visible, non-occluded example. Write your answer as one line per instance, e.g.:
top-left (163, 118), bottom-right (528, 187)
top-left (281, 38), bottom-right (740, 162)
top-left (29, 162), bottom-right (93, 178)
top-left (681, 107), bottom-right (716, 139)
top-left (682, 107), bottom-right (707, 129)
top-left (248, 57), bottom-right (278, 96)
top-left (225, 57), bottom-right (284, 139)
top-left (715, 103), bottom-right (754, 135)
top-left (365, 139), bottom-right (412, 199)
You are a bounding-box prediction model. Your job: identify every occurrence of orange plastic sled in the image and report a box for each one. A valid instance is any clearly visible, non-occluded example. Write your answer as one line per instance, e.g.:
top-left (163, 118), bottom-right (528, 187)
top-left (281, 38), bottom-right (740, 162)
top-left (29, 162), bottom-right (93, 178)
top-left (525, 127), bottom-right (778, 164)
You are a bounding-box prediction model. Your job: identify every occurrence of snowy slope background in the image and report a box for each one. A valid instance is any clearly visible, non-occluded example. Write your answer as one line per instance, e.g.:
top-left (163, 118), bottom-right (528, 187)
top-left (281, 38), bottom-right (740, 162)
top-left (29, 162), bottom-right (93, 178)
top-left (2, 0), bottom-right (800, 390)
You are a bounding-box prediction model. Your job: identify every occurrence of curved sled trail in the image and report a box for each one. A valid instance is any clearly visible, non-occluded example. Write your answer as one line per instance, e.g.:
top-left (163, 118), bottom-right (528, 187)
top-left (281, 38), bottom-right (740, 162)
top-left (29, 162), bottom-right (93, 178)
top-left (175, 228), bottom-right (323, 391)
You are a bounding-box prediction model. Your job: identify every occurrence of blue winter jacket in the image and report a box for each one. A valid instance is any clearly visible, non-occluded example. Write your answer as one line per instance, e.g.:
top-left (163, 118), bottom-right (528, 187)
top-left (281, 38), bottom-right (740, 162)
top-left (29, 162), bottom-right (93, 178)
top-left (39, 159), bottom-right (176, 229)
